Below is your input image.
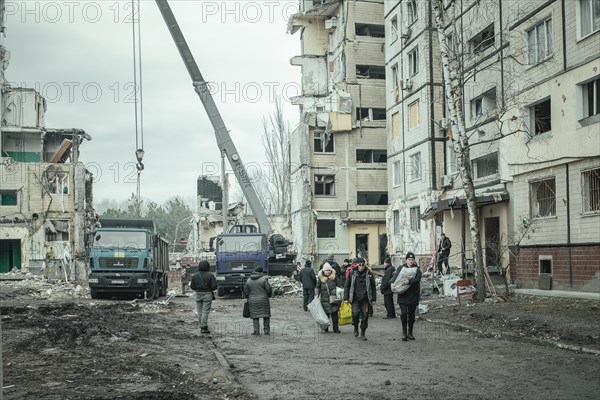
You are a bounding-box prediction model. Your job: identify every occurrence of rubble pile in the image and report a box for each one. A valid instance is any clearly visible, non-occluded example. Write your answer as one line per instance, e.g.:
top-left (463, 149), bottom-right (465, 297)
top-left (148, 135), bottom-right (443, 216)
top-left (0, 271), bottom-right (87, 301)
top-left (268, 276), bottom-right (302, 296)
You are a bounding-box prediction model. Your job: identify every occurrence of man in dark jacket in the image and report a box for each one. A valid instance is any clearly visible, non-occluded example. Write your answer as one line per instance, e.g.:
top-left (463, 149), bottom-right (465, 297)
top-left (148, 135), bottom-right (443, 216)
top-left (190, 260), bottom-right (218, 334)
top-left (298, 260), bottom-right (317, 311)
top-left (338, 258), bottom-right (351, 287)
top-left (343, 257), bottom-right (376, 340)
top-left (437, 233), bottom-right (452, 275)
top-left (380, 257), bottom-right (396, 319)
top-left (391, 252), bottom-right (422, 341)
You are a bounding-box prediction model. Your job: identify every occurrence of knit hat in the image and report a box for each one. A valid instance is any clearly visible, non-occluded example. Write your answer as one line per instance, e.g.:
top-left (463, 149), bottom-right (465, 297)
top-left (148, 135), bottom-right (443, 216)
top-left (198, 260), bottom-right (210, 271)
top-left (305, 260), bottom-right (312, 268)
top-left (351, 257), bottom-right (365, 265)
top-left (255, 266), bottom-right (264, 273)
top-left (322, 263), bottom-right (333, 272)
top-left (405, 252), bottom-right (415, 260)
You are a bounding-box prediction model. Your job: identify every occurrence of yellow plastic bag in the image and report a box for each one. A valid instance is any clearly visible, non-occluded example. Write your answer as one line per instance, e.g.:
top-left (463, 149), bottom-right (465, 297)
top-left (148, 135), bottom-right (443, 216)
top-left (338, 302), bottom-right (352, 326)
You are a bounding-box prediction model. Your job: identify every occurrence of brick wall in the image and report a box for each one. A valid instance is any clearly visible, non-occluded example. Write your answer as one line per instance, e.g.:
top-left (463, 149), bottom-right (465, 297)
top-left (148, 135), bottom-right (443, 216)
top-left (514, 245), bottom-right (600, 290)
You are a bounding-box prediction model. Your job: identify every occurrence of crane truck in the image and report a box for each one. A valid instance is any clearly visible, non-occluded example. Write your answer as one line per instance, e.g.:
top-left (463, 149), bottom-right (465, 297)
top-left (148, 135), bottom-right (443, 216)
top-left (155, 0), bottom-right (296, 296)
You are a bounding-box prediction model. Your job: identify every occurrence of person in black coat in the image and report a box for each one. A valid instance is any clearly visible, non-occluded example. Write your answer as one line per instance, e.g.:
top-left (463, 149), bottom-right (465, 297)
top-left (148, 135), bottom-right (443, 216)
top-left (190, 260), bottom-right (218, 334)
top-left (343, 257), bottom-right (376, 340)
top-left (298, 260), bottom-right (317, 311)
top-left (391, 252), bottom-right (421, 341)
top-left (380, 257), bottom-right (397, 319)
top-left (437, 233), bottom-right (452, 275)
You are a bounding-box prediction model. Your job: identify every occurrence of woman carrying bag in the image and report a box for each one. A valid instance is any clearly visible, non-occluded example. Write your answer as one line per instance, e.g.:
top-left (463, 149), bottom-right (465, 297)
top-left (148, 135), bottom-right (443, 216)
top-left (391, 252), bottom-right (421, 341)
top-left (315, 263), bottom-right (341, 333)
top-left (243, 266), bottom-right (272, 335)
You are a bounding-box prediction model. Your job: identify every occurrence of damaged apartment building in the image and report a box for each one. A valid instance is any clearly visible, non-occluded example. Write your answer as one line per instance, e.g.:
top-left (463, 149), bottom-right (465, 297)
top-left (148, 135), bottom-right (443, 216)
top-left (0, 46), bottom-right (96, 279)
top-left (289, 0), bottom-right (388, 264)
top-left (385, 0), bottom-right (599, 290)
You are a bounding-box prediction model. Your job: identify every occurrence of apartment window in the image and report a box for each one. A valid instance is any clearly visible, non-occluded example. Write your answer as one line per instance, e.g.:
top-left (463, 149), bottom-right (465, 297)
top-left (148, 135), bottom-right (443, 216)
top-left (581, 77), bottom-right (600, 119)
top-left (471, 88), bottom-right (497, 120)
top-left (407, 47), bottom-right (419, 77)
top-left (392, 112), bottom-right (400, 139)
top-left (356, 108), bottom-right (386, 121)
top-left (390, 16), bottom-right (398, 42)
top-left (409, 152), bottom-right (422, 181)
top-left (471, 24), bottom-right (495, 53)
top-left (528, 19), bottom-right (553, 65)
top-left (447, 33), bottom-right (456, 53)
top-left (407, 0), bottom-right (418, 25)
top-left (357, 191), bottom-right (388, 206)
top-left (356, 149), bottom-right (387, 163)
top-left (408, 100), bottom-right (420, 129)
top-left (393, 161), bottom-right (402, 187)
top-left (472, 152), bottom-right (499, 179)
top-left (391, 64), bottom-right (399, 88)
top-left (582, 167), bottom-right (600, 213)
top-left (393, 210), bottom-right (401, 234)
top-left (539, 256), bottom-right (552, 274)
top-left (578, 0), bottom-right (600, 38)
top-left (356, 65), bottom-right (386, 79)
top-left (530, 98), bottom-right (552, 135)
top-left (317, 219), bottom-right (336, 238)
top-left (314, 131), bottom-right (334, 153)
top-left (530, 178), bottom-right (556, 218)
top-left (45, 171), bottom-right (70, 195)
top-left (409, 206), bottom-right (421, 232)
top-left (0, 190), bottom-right (18, 206)
top-left (314, 174), bottom-right (335, 196)
top-left (355, 23), bottom-right (385, 38)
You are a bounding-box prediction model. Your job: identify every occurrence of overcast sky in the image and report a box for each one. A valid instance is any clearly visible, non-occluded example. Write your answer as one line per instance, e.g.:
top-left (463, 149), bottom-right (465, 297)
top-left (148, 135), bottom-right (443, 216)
top-left (4, 0), bottom-right (301, 207)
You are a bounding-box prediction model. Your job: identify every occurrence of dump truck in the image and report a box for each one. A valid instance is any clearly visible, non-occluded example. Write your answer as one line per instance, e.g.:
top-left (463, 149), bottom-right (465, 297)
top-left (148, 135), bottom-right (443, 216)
top-left (88, 217), bottom-right (169, 299)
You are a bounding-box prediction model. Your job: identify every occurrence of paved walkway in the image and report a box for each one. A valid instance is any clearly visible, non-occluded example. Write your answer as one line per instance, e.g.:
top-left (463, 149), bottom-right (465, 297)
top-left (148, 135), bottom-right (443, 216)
top-left (515, 288), bottom-right (600, 300)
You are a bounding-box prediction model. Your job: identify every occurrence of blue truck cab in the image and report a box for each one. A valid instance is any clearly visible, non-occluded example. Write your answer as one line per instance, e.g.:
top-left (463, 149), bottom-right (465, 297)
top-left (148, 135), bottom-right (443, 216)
top-left (214, 230), bottom-right (268, 296)
top-left (88, 218), bottom-right (169, 299)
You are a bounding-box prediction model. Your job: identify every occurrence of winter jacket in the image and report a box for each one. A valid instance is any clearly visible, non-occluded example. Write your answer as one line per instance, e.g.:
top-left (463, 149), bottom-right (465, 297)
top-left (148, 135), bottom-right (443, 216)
top-left (380, 264), bottom-right (396, 295)
top-left (344, 268), bottom-right (376, 303)
top-left (190, 268), bottom-right (217, 293)
top-left (438, 237), bottom-right (452, 255)
top-left (392, 264), bottom-right (422, 305)
top-left (244, 273), bottom-right (272, 319)
top-left (315, 270), bottom-right (340, 314)
top-left (298, 265), bottom-right (317, 289)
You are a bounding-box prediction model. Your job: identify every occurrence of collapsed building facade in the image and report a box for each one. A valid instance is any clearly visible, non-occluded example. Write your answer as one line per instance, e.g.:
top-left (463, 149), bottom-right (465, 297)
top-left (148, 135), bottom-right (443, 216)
top-left (0, 38), bottom-right (96, 280)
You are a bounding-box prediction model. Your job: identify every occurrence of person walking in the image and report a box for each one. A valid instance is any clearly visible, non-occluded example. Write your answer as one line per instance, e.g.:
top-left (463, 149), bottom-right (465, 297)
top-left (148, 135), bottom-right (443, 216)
top-left (338, 258), bottom-right (351, 287)
top-left (190, 260), bottom-right (218, 334)
top-left (315, 263), bottom-right (341, 333)
top-left (298, 260), bottom-right (317, 311)
top-left (437, 233), bottom-right (452, 275)
top-left (380, 257), bottom-right (397, 319)
top-left (243, 266), bottom-right (273, 335)
top-left (392, 252), bottom-right (422, 341)
top-left (343, 257), bottom-right (376, 340)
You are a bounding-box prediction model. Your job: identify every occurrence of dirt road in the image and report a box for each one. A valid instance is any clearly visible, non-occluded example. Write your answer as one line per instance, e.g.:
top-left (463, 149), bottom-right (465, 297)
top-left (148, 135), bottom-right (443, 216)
top-left (1, 289), bottom-right (599, 399)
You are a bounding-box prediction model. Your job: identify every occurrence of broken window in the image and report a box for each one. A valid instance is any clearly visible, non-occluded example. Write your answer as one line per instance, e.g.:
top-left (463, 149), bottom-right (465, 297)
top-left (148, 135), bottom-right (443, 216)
top-left (408, 100), bottom-right (420, 129)
top-left (528, 18), bottom-right (553, 65)
top-left (314, 131), bottom-right (334, 153)
top-left (407, 0), bottom-right (418, 25)
top-left (529, 98), bottom-right (552, 135)
top-left (45, 170), bottom-right (70, 195)
top-left (581, 77), bottom-right (600, 119)
top-left (356, 65), bottom-right (386, 80)
top-left (539, 256), bottom-right (552, 274)
top-left (472, 152), bottom-right (499, 179)
top-left (45, 219), bottom-right (70, 242)
top-left (393, 161), bottom-right (402, 187)
top-left (0, 190), bottom-right (18, 206)
top-left (471, 24), bottom-right (495, 53)
top-left (582, 167), bottom-right (600, 213)
top-left (393, 210), bottom-right (400, 234)
top-left (355, 23), bottom-right (385, 38)
top-left (356, 149), bottom-right (387, 163)
top-left (314, 175), bottom-right (335, 196)
top-left (356, 108), bottom-right (386, 121)
top-left (407, 47), bottom-right (419, 77)
top-left (409, 152), bottom-right (422, 181)
top-left (390, 16), bottom-right (398, 42)
top-left (357, 191), bottom-right (388, 205)
top-left (410, 206), bottom-right (421, 232)
top-left (530, 178), bottom-right (556, 218)
top-left (317, 219), bottom-right (336, 238)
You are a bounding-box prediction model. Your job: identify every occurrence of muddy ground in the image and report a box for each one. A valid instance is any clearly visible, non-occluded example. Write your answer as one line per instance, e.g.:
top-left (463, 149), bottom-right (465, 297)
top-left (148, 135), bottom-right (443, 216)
top-left (1, 281), bottom-right (599, 400)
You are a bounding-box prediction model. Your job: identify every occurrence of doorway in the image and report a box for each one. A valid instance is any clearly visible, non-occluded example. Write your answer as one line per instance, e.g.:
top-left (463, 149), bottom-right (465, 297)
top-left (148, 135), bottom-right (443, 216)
top-left (484, 217), bottom-right (500, 270)
top-left (355, 234), bottom-right (369, 261)
top-left (0, 239), bottom-right (22, 273)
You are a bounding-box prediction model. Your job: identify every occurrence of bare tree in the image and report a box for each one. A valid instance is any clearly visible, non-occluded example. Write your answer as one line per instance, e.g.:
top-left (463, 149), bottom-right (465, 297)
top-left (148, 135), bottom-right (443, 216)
top-left (259, 96), bottom-right (291, 217)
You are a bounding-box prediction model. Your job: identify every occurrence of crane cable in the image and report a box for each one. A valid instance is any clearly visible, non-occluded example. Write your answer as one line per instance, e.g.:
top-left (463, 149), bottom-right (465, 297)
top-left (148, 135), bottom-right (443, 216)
top-left (131, 0), bottom-right (145, 212)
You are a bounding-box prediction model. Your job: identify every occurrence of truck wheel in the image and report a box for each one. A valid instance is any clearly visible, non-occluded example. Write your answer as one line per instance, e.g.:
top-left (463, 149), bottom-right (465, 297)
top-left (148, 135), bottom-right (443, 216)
top-left (158, 276), bottom-right (165, 297)
top-left (217, 286), bottom-right (225, 297)
top-left (146, 279), bottom-right (157, 300)
top-left (164, 275), bottom-right (169, 295)
top-left (152, 279), bottom-right (159, 299)
top-left (90, 289), bottom-right (100, 299)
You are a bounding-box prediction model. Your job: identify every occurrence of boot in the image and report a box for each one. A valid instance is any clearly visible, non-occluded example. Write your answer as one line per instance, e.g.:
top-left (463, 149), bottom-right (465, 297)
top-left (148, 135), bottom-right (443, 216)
top-left (407, 317), bottom-right (415, 340)
top-left (353, 324), bottom-right (359, 337)
top-left (360, 329), bottom-right (367, 341)
top-left (201, 327), bottom-right (210, 334)
top-left (401, 319), bottom-right (408, 341)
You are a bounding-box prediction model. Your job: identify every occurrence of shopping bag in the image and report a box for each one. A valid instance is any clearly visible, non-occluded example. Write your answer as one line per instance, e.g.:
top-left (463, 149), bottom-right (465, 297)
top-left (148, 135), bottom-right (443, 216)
top-left (335, 287), bottom-right (344, 301)
top-left (391, 267), bottom-right (418, 294)
top-left (307, 297), bottom-right (330, 330)
top-left (338, 302), bottom-right (352, 326)
top-left (243, 301), bottom-right (250, 318)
